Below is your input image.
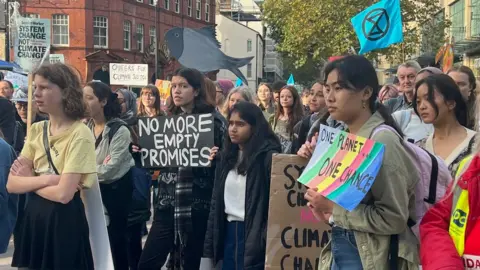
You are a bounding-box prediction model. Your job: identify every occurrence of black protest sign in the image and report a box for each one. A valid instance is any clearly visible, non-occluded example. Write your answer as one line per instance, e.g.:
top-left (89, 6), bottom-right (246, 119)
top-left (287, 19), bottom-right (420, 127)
top-left (138, 114), bottom-right (214, 168)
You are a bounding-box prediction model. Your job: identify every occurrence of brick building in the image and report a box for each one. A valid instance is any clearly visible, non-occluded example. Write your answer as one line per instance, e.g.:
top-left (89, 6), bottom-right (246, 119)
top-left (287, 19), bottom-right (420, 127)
top-left (16, 0), bottom-right (216, 83)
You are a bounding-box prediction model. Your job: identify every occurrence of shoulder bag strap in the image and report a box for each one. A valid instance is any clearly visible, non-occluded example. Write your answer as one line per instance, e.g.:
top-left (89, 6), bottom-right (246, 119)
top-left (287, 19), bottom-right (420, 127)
top-left (43, 121), bottom-right (59, 175)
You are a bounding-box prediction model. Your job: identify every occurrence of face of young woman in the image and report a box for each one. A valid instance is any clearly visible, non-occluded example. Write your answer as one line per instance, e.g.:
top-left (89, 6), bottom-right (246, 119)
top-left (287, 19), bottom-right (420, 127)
top-left (34, 75), bottom-right (64, 116)
top-left (309, 83), bottom-right (325, 113)
top-left (141, 89), bottom-right (156, 108)
top-left (324, 69), bottom-right (366, 123)
top-left (448, 71), bottom-right (471, 101)
top-left (228, 111), bottom-right (252, 145)
top-left (116, 91), bottom-right (127, 114)
top-left (83, 86), bottom-right (105, 118)
top-left (279, 89), bottom-right (294, 108)
top-left (416, 83), bottom-right (453, 125)
top-left (171, 75), bottom-right (196, 108)
top-left (257, 85), bottom-right (272, 102)
top-left (228, 92), bottom-right (246, 110)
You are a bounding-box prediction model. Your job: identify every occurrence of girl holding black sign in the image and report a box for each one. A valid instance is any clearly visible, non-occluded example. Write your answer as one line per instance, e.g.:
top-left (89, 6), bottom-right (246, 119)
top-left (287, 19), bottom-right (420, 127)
top-left (138, 68), bottom-right (226, 270)
top-left (7, 63), bottom-right (97, 270)
top-left (203, 101), bottom-right (281, 270)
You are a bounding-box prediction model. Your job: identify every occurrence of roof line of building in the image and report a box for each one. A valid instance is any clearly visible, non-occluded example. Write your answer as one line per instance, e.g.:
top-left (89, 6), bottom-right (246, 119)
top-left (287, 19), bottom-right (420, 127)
top-left (217, 14), bottom-right (263, 40)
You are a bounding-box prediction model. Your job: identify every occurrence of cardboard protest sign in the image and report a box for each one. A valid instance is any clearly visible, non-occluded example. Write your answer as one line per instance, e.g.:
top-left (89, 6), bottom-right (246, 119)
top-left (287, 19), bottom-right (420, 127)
top-left (138, 114), bottom-right (214, 168)
top-left (155, 79), bottom-right (171, 106)
top-left (109, 63), bottom-right (148, 86)
top-left (265, 154), bottom-right (330, 270)
top-left (5, 71), bottom-right (28, 91)
top-left (298, 125), bottom-right (385, 211)
top-left (15, 18), bottom-right (51, 72)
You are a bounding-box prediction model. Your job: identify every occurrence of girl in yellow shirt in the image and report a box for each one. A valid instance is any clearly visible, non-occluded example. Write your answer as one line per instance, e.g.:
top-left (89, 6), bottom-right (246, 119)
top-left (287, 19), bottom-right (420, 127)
top-left (7, 63), bottom-right (97, 270)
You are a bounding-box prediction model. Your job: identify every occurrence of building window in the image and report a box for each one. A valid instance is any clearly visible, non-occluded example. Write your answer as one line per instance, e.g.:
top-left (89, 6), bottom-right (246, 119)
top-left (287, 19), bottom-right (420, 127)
top-left (164, 0), bottom-right (169, 10)
top-left (52, 14), bottom-right (69, 46)
top-left (149, 0), bottom-right (156, 5)
top-left (247, 63), bottom-right (252, 78)
top-left (196, 0), bottom-right (201, 19)
top-left (205, 2), bottom-right (209, 22)
top-left (149, 26), bottom-right (156, 54)
top-left (26, 13), bottom-right (40, 18)
top-left (175, 0), bottom-right (180, 13)
top-left (136, 0), bottom-right (143, 2)
top-left (93, 16), bottom-right (108, 48)
top-left (472, 0), bottom-right (480, 37)
top-left (188, 0), bottom-right (192, 16)
top-left (137, 24), bottom-right (144, 52)
top-left (247, 39), bottom-right (252, 52)
top-left (450, 0), bottom-right (465, 42)
top-left (124, 21), bottom-right (131, 50)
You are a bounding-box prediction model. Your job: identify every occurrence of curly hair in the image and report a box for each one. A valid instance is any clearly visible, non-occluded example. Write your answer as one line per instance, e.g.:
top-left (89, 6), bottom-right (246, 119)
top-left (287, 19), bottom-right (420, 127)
top-left (34, 63), bottom-right (86, 120)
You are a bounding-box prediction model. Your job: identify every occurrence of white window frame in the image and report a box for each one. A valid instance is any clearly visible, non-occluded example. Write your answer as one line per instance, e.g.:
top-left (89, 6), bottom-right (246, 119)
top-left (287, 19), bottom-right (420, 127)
top-left (137, 23), bottom-right (144, 52)
top-left (247, 39), bottom-right (252, 52)
top-left (26, 13), bottom-right (40, 18)
top-left (93, 16), bottom-right (108, 48)
top-left (149, 0), bottom-right (155, 5)
top-left (124, 20), bottom-right (131, 51)
top-left (187, 0), bottom-right (192, 16)
top-left (149, 26), bottom-right (156, 54)
top-left (196, 0), bottom-right (201, 19)
top-left (52, 14), bottom-right (69, 46)
top-left (205, 2), bottom-right (209, 22)
top-left (175, 0), bottom-right (180, 13)
top-left (136, 0), bottom-right (143, 2)
top-left (247, 63), bottom-right (252, 78)
top-left (164, 0), bottom-right (169, 10)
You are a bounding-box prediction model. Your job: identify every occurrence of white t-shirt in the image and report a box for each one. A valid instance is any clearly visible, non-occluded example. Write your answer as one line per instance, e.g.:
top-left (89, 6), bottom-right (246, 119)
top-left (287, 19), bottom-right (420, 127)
top-left (224, 169), bottom-right (247, 222)
top-left (392, 109), bottom-right (433, 143)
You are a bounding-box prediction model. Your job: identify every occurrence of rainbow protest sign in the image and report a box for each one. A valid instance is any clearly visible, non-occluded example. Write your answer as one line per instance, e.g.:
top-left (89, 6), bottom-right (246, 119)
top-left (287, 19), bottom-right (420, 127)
top-left (298, 125), bottom-right (385, 211)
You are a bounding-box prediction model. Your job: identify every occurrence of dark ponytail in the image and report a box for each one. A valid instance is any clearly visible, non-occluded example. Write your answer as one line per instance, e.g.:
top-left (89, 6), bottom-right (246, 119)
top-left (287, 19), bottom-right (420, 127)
top-left (374, 102), bottom-right (404, 138)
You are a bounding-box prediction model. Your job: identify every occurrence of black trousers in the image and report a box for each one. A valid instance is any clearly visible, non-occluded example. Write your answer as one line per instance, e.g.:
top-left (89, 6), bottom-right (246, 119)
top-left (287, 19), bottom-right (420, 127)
top-left (100, 171), bottom-right (133, 270)
top-left (126, 222), bottom-right (143, 270)
top-left (138, 208), bottom-right (208, 270)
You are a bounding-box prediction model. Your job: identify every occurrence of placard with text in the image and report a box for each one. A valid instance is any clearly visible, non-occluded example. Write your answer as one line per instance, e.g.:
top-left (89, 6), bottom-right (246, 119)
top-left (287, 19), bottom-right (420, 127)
top-left (109, 63), bottom-right (148, 86)
top-left (298, 125), bottom-right (385, 211)
top-left (265, 154), bottom-right (330, 270)
top-left (15, 18), bottom-right (51, 72)
top-left (138, 114), bottom-right (214, 168)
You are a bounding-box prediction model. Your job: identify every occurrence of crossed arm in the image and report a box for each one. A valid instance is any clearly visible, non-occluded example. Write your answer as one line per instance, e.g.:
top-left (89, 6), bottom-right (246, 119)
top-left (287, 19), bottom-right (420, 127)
top-left (7, 156), bottom-right (83, 204)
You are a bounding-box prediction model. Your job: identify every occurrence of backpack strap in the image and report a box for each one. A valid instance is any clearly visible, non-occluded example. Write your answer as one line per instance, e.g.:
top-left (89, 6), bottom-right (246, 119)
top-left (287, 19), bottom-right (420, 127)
top-left (42, 121), bottom-right (59, 175)
top-left (424, 152), bottom-right (439, 204)
top-left (107, 121), bottom-right (128, 145)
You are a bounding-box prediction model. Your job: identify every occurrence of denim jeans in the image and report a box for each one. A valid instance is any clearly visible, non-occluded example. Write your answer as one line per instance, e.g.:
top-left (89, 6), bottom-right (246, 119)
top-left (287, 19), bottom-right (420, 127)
top-left (222, 221), bottom-right (245, 270)
top-left (331, 226), bottom-right (363, 270)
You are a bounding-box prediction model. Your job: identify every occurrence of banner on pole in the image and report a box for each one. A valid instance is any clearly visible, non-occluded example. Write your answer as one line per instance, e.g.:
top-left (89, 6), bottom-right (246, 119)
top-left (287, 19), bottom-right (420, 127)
top-left (15, 18), bottom-right (51, 72)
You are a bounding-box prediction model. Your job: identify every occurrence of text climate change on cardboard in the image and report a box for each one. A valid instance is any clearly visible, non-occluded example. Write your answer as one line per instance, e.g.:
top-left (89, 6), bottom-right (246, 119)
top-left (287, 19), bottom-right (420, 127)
top-left (265, 154), bottom-right (330, 270)
top-left (138, 114), bottom-right (214, 168)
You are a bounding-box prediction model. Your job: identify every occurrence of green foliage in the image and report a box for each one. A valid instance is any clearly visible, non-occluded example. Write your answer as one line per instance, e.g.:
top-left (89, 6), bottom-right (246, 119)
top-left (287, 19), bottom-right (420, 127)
top-left (262, 0), bottom-right (449, 68)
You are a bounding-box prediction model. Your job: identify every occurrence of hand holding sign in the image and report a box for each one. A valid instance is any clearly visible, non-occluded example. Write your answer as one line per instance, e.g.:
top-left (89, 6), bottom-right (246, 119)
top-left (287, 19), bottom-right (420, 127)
top-left (298, 125), bottom-right (385, 211)
top-left (305, 188), bottom-right (333, 224)
top-left (297, 133), bottom-right (318, 159)
top-left (208, 146), bottom-right (219, 161)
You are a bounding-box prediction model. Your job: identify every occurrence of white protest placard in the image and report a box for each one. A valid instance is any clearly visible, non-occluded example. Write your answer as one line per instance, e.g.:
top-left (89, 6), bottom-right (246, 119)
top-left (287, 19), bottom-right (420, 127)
top-left (49, 54), bottom-right (65, 64)
top-left (109, 63), bottom-right (148, 86)
top-left (5, 71), bottom-right (28, 91)
top-left (15, 18), bottom-right (51, 72)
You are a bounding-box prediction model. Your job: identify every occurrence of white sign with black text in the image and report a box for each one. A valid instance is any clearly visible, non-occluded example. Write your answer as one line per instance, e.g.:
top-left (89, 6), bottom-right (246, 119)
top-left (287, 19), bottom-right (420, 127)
top-left (15, 18), bottom-right (51, 72)
top-left (109, 63), bottom-right (148, 86)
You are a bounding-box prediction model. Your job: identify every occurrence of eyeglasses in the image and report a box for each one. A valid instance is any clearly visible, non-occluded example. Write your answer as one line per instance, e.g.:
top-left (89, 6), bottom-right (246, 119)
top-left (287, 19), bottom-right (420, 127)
top-left (15, 102), bottom-right (28, 109)
top-left (142, 92), bottom-right (155, 97)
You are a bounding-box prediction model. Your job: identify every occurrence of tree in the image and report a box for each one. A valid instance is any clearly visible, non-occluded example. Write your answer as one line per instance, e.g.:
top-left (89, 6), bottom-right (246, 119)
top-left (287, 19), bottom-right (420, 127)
top-left (283, 56), bottom-right (325, 87)
top-left (262, 0), bottom-right (450, 67)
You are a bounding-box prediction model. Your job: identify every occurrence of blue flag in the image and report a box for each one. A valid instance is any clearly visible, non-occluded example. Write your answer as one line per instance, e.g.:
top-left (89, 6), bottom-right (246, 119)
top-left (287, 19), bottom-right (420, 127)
top-left (234, 77), bottom-right (243, 87)
top-left (287, 74), bottom-right (295, 85)
top-left (351, 0), bottom-right (403, 54)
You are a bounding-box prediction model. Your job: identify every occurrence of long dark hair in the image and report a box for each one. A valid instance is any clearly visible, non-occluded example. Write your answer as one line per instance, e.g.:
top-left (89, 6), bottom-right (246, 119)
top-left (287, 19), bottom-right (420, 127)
top-left (274, 85), bottom-right (304, 135)
top-left (323, 55), bottom-right (403, 136)
top-left (222, 101), bottom-right (281, 175)
top-left (413, 74), bottom-right (468, 127)
top-left (168, 68), bottom-right (215, 114)
top-left (86, 81), bottom-right (121, 120)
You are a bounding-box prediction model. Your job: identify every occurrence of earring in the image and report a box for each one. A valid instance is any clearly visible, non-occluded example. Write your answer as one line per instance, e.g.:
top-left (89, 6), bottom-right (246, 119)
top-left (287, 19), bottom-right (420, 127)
top-left (362, 101), bottom-right (366, 109)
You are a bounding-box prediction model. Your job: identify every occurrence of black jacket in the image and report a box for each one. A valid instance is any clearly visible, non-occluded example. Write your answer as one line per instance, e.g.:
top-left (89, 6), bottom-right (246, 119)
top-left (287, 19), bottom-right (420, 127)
top-left (203, 138), bottom-right (281, 270)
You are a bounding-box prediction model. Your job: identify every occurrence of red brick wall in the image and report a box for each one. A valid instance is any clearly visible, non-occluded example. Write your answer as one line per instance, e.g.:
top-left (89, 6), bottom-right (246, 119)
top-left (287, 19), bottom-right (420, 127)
top-left (18, 0), bottom-right (216, 84)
